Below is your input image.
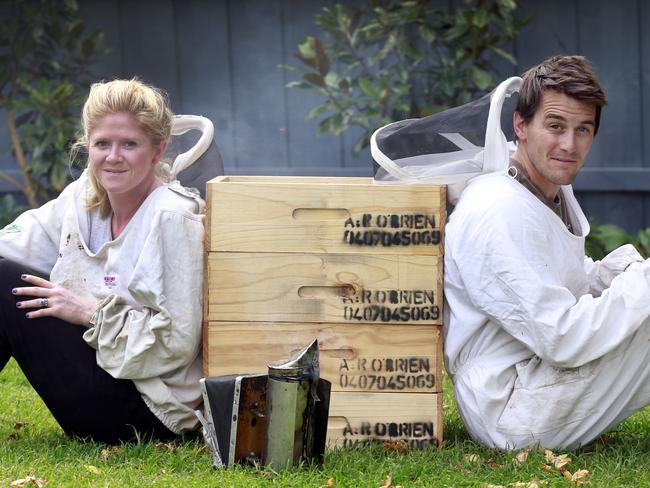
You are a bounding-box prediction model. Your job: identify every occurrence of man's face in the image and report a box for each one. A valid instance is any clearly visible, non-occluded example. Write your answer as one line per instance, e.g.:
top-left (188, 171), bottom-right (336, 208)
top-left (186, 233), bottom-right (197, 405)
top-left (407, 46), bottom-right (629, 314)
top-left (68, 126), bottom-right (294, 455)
top-left (514, 90), bottom-right (597, 200)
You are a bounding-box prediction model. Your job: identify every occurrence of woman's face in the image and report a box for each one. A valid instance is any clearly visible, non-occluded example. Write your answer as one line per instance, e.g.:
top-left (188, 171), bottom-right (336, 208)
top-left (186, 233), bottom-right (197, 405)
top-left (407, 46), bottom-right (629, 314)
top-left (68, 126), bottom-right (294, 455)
top-left (89, 112), bottom-right (166, 205)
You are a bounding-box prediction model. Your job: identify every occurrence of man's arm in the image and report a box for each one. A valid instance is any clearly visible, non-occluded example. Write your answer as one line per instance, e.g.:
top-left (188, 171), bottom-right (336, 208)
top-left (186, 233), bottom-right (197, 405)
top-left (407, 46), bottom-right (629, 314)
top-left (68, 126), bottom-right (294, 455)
top-left (583, 244), bottom-right (644, 295)
top-left (448, 192), bottom-right (650, 369)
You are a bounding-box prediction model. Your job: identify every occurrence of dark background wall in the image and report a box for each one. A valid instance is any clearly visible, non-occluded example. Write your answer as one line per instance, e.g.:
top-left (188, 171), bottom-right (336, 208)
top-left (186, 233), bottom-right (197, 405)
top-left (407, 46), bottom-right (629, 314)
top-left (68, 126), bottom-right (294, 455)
top-left (1, 0), bottom-right (649, 231)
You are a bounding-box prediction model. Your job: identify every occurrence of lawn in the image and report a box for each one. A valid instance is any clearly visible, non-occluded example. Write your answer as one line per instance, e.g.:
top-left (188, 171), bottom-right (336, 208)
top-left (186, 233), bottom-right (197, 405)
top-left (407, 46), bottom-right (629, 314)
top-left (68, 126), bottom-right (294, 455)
top-left (2, 358), bottom-right (650, 487)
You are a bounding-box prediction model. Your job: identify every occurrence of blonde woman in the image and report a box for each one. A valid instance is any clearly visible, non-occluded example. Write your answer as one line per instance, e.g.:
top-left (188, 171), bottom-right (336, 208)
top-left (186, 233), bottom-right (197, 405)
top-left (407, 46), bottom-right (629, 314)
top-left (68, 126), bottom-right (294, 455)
top-left (0, 79), bottom-right (204, 443)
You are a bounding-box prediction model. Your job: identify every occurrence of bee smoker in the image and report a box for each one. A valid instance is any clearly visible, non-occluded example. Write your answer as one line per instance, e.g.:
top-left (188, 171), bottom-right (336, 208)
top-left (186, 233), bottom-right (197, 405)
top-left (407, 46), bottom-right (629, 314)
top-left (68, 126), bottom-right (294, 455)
top-left (196, 340), bottom-right (330, 469)
top-left (263, 339), bottom-right (330, 469)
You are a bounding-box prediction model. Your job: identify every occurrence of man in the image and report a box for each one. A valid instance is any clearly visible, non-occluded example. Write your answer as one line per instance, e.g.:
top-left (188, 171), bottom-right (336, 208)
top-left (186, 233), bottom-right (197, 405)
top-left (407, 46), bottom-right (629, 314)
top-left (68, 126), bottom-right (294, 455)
top-left (444, 55), bottom-right (650, 449)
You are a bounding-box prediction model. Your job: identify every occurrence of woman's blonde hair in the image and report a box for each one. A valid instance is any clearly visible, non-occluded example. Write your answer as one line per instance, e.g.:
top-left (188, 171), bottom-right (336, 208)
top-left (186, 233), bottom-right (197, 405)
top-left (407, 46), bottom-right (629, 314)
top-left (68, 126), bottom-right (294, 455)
top-left (71, 78), bottom-right (174, 217)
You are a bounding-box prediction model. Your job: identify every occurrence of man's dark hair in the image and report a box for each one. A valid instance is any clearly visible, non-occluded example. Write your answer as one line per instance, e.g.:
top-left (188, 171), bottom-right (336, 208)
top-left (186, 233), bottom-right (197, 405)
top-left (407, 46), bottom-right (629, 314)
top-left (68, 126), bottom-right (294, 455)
top-left (516, 55), bottom-right (608, 135)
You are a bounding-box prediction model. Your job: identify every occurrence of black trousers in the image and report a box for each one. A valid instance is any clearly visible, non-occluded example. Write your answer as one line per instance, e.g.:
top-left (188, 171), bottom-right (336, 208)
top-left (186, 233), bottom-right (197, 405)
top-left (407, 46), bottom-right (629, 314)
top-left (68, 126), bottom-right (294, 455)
top-left (0, 259), bottom-right (175, 444)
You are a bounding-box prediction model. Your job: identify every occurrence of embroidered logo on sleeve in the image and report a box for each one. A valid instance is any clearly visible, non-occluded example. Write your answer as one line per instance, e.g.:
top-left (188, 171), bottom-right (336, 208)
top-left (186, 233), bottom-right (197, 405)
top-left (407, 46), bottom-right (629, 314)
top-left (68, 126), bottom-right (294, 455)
top-left (0, 223), bottom-right (21, 235)
top-left (104, 275), bottom-right (117, 289)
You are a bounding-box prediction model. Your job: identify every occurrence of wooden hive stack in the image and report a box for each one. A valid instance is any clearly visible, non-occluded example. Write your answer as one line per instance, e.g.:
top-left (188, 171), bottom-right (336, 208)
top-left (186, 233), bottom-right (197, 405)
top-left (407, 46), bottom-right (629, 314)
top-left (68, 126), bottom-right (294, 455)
top-left (204, 176), bottom-right (446, 449)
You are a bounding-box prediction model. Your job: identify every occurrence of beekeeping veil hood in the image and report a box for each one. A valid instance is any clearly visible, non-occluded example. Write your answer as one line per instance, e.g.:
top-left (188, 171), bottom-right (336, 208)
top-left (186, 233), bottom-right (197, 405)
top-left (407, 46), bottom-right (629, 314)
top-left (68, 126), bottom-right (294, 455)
top-left (371, 77), bottom-right (522, 204)
top-left (165, 115), bottom-right (224, 198)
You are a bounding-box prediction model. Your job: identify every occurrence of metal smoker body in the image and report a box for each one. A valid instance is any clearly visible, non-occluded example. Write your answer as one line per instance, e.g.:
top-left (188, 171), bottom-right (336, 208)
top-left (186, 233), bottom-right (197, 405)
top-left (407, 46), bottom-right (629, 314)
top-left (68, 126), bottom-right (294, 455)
top-left (264, 340), bottom-right (328, 468)
top-left (197, 340), bottom-right (330, 469)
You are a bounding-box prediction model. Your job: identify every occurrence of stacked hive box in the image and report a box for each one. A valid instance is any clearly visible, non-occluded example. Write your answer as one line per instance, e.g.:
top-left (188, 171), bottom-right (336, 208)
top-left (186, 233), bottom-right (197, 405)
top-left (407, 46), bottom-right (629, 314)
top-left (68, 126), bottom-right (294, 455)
top-left (204, 176), bottom-right (446, 448)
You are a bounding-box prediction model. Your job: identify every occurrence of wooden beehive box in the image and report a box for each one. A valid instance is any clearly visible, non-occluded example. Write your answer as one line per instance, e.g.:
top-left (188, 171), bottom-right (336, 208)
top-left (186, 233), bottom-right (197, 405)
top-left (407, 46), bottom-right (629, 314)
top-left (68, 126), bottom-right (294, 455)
top-left (204, 175), bottom-right (445, 449)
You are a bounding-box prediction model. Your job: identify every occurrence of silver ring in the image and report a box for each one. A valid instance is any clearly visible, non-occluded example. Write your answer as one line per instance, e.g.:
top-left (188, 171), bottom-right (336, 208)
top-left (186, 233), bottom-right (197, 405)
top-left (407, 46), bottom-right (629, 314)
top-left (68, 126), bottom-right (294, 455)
top-left (40, 298), bottom-right (49, 308)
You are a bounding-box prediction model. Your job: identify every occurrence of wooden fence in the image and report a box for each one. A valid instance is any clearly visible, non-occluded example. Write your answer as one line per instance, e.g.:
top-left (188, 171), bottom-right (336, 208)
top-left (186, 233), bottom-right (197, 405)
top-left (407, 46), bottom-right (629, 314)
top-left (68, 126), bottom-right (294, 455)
top-left (1, 0), bottom-right (649, 231)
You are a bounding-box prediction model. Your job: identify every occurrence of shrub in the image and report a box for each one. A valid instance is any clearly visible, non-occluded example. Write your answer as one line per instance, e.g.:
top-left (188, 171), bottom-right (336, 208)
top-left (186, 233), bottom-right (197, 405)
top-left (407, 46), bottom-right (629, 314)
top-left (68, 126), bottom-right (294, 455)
top-left (0, 0), bottom-right (108, 224)
top-left (285, 0), bottom-right (530, 155)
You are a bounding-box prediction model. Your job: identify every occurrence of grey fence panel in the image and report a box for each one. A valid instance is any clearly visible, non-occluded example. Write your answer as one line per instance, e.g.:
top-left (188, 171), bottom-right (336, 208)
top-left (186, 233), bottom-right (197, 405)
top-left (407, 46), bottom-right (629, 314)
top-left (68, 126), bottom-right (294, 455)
top-left (579, 191), bottom-right (646, 232)
top-left (118, 1), bottom-right (181, 107)
top-left (516, 0), bottom-right (578, 69)
top-left (282, 0), bottom-right (344, 172)
top-left (172, 0), bottom-right (235, 166)
top-left (636, 2), bottom-right (650, 166)
top-left (228, 0), bottom-right (288, 171)
top-left (641, 0), bottom-right (650, 233)
top-left (78, 0), bottom-right (124, 79)
top-left (575, 0), bottom-right (644, 231)
top-left (579, 0), bottom-right (642, 167)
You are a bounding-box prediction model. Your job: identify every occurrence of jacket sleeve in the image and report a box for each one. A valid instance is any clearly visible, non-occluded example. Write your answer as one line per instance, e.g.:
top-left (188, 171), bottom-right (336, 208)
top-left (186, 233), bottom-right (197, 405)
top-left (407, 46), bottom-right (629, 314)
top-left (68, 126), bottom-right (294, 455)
top-left (0, 180), bottom-right (78, 274)
top-left (83, 209), bottom-right (204, 380)
top-left (583, 244), bottom-right (644, 295)
top-left (450, 198), bottom-right (650, 369)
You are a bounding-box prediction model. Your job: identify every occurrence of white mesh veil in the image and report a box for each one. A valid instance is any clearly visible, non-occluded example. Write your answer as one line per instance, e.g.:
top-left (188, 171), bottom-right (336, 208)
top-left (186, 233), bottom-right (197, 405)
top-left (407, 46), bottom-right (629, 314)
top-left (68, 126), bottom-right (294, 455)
top-left (371, 77), bottom-right (522, 204)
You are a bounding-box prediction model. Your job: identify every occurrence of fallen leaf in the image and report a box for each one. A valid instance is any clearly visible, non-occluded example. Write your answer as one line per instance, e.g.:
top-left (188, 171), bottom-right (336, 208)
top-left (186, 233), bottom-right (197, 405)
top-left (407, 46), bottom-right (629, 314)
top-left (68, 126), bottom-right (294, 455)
top-left (379, 475), bottom-right (402, 488)
top-left (380, 476), bottom-right (392, 488)
top-left (100, 446), bottom-right (123, 461)
top-left (562, 469), bottom-right (573, 480)
top-left (480, 484), bottom-right (505, 488)
top-left (513, 448), bottom-right (530, 465)
top-left (155, 441), bottom-right (177, 452)
top-left (553, 454), bottom-right (571, 470)
top-left (540, 464), bottom-right (553, 472)
top-left (319, 478), bottom-right (334, 488)
top-left (10, 476), bottom-right (47, 487)
top-left (383, 439), bottom-right (408, 454)
top-left (486, 458), bottom-right (502, 469)
top-left (13, 422), bottom-right (29, 430)
top-left (464, 453), bottom-right (482, 463)
top-left (85, 465), bottom-right (101, 474)
top-left (571, 469), bottom-right (589, 485)
top-left (543, 450), bottom-right (571, 470)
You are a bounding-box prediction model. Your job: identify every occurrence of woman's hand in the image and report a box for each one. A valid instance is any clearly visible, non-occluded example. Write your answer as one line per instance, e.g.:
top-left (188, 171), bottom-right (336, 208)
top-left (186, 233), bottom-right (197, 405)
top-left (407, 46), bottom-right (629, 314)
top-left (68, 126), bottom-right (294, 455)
top-left (13, 274), bottom-right (97, 326)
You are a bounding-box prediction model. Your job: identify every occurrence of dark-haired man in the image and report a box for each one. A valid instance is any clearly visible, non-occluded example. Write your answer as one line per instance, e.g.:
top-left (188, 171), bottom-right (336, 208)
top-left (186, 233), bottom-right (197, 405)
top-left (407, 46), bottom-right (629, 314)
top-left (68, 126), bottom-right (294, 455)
top-left (444, 55), bottom-right (650, 449)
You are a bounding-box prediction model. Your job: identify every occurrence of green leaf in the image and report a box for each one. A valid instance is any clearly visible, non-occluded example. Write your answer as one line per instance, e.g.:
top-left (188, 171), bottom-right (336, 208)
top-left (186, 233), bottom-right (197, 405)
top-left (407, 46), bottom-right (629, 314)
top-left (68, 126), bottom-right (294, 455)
top-left (286, 80), bottom-right (312, 90)
top-left (471, 66), bottom-right (493, 90)
top-left (597, 224), bottom-right (633, 252)
top-left (310, 37), bottom-right (330, 77)
top-left (418, 24), bottom-right (436, 44)
top-left (304, 72), bottom-right (326, 87)
top-left (497, 0), bottom-right (518, 11)
top-left (307, 104), bottom-right (329, 120)
top-left (357, 77), bottom-right (380, 99)
top-left (490, 46), bottom-right (517, 65)
top-left (298, 36), bottom-right (316, 60)
top-left (635, 228), bottom-right (650, 257)
top-left (324, 71), bottom-right (342, 89)
top-left (294, 52), bottom-right (316, 69)
top-left (471, 8), bottom-right (490, 28)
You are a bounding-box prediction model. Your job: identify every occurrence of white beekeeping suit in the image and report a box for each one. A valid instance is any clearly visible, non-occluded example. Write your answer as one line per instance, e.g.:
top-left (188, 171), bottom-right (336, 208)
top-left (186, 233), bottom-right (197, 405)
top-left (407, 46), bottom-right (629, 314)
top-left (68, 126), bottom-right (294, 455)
top-left (372, 72), bottom-right (650, 449)
top-left (444, 171), bottom-right (650, 449)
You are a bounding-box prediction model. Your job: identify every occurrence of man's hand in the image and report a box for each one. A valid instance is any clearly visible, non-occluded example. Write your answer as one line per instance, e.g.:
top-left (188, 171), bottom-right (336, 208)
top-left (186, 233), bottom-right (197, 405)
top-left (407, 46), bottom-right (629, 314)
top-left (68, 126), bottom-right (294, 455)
top-left (13, 274), bottom-right (97, 326)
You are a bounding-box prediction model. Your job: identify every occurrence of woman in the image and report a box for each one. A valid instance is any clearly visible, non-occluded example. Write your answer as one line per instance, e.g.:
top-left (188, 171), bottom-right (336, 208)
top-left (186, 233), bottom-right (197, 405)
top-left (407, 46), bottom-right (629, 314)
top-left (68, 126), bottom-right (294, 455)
top-left (0, 79), bottom-right (204, 444)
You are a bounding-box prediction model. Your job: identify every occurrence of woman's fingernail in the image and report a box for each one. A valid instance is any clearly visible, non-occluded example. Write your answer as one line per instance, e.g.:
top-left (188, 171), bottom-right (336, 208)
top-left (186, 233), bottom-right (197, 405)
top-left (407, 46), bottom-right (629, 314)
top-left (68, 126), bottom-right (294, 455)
top-left (11, 288), bottom-right (17, 294)
top-left (15, 302), bottom-right (21, 308)
top-left (25, 313), bottom-right (30, 318)
top-left (20, 274), bottom-right (26, 279)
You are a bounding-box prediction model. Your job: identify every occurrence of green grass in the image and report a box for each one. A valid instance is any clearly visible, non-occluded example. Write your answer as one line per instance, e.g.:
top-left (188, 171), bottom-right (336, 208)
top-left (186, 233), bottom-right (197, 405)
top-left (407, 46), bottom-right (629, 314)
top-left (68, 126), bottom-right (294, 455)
top-left (2, 358), bottom-right (650, 487)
